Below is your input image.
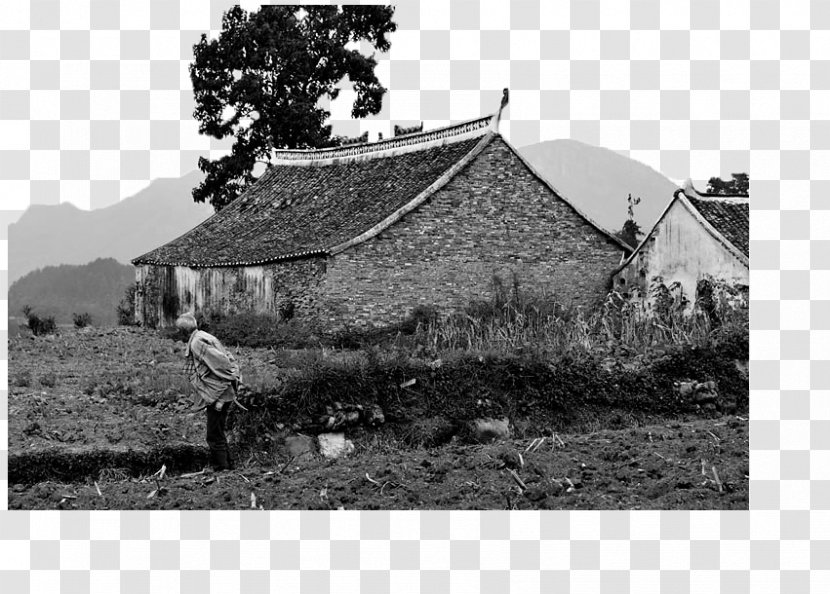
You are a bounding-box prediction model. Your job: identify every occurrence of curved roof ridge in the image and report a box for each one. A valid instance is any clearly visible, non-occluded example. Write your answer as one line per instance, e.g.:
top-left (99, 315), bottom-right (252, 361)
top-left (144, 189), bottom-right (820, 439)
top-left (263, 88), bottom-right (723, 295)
top-left (270, 115), bottom-right (493, 165)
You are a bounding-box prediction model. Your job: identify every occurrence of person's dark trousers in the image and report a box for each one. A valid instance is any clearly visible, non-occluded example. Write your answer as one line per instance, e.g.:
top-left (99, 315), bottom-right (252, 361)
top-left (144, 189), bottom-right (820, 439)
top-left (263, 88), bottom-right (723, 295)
top-left (206, 405), bottom-right (232, 470)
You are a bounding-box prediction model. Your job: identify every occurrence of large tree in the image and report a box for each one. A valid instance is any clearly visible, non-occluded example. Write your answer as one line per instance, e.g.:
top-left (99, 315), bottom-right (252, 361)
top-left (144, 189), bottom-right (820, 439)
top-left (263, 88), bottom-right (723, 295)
top-left (189, 5), bottom-right (397, 210)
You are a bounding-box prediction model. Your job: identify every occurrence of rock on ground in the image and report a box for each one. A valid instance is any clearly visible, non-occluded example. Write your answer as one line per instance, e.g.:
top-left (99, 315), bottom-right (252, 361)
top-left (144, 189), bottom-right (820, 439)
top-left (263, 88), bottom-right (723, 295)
top-left (317, 433), bottom-right (355, 460)
top-left (472, 418), bottom-right (510, 443)
top-left (678, 380), bottom-right (719, 403)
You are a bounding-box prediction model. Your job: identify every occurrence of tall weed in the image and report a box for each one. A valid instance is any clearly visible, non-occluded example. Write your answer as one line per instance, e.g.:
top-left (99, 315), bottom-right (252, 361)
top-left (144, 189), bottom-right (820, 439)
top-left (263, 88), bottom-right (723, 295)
top-left (416, 277), bottom-right (748, 361)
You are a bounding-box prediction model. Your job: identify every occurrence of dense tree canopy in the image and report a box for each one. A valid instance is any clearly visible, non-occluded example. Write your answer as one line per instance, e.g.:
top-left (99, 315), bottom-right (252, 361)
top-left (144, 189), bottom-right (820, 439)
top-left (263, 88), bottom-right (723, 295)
top-left (190, 5), bottom-right (397, 210)
top-left (616, 219), bottom-right (643, 250)
top-left (706, 173), bottom-right (749, 196)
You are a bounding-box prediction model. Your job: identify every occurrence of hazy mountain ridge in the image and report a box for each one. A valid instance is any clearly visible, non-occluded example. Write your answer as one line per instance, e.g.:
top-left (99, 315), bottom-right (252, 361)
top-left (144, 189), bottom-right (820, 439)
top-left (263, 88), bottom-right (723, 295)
top-left (8, 258), bottom-right (135, 326)
top-left (518, 139), bottom-right (679, 235)
top-left (8, 171), bottom-right (213, 283)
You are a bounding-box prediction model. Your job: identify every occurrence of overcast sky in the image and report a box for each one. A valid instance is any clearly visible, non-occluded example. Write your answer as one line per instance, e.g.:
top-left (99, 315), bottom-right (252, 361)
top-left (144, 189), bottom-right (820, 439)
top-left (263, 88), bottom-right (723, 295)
top-left (3, 0), bottom-right (745, 216)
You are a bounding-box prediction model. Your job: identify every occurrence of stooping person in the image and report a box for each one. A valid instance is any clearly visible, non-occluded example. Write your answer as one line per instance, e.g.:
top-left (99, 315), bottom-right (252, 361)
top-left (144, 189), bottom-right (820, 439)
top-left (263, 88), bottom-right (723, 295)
top-left (176, 312), bottom-right (242, 471)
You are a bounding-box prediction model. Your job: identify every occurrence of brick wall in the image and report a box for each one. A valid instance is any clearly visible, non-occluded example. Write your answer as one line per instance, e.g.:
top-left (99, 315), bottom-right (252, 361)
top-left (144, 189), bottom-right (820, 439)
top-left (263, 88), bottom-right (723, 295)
top-left (319, 136), bottom-right (626, 326)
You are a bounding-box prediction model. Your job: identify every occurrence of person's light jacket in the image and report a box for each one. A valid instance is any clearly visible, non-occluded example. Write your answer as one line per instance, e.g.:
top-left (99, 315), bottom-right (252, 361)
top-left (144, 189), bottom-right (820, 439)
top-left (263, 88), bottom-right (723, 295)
top-left (185, 330), bottom-right (241, 407)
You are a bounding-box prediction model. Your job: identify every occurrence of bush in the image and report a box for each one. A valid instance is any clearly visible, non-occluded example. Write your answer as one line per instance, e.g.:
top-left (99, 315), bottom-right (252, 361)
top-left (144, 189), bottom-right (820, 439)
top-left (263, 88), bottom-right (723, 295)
top-left (72, 312), bottom-right (92, 328)
top-left (21, 305), bottom-right (57, 336)
top-left (117, 284), bottom-right (138, 326)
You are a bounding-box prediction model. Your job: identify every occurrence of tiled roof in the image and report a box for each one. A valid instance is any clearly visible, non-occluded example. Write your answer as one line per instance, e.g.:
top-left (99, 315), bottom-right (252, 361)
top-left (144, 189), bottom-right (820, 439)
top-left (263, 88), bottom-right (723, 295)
top-left (685, 195), bottom-right (749, 258)
top-left (134, 111), bottom-right (629, 268)
top-left (133, 118), bottom-right (493, 267)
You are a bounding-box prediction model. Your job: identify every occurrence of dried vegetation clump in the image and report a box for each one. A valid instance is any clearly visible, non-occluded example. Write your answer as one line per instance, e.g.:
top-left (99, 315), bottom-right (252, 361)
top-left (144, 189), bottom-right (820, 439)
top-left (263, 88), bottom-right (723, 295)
top-left (73, 312), bottom-right (92, 328)
top-left (21, 305), bottom-right (57, 336)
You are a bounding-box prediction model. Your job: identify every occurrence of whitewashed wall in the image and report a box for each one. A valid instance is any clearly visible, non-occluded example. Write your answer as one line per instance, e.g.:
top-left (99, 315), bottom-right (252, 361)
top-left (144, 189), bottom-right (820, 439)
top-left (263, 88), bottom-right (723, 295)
top-left (135, 264), bottom-right (276, 327)
top-left (614, 200), bottom-right (748, 305)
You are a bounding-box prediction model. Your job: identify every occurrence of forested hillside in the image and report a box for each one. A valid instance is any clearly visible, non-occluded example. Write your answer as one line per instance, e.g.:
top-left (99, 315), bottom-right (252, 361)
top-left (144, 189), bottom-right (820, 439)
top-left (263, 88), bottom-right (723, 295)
top-left (9, 258), bottom-right (135, 326)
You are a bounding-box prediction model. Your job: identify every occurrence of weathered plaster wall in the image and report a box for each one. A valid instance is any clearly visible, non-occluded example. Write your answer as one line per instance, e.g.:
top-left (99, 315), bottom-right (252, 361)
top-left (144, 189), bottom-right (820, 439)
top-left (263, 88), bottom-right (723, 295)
top-left (613, 199), bottom-right (748, 303)
top-left (135, 258), bottom-right (326, 327)
top-left (319, 137), bottom-right (626, 326)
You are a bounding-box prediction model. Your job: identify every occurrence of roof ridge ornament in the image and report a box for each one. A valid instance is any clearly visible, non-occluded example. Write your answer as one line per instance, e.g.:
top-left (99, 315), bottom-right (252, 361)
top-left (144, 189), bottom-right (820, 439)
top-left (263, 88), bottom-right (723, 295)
top-left (268, 116), bottom-right (493, 164)
top-left (490, 88), bottom-right (509, 133)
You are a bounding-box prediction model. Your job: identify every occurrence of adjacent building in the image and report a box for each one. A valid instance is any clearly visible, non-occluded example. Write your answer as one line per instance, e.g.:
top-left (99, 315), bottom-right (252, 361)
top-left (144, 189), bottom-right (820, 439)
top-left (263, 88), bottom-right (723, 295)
top-left (613, 180), bottom-right (749, 305)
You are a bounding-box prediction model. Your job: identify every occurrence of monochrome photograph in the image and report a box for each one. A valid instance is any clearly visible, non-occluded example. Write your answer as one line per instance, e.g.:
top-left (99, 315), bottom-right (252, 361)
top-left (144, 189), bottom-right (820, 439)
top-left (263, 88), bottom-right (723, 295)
top-left (7, 4), bottom-right (748, 511)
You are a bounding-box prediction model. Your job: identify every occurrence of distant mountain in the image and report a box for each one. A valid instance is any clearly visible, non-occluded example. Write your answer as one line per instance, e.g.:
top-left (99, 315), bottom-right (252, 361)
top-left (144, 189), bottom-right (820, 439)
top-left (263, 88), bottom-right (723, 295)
top-left (8, 258), bottom-right (135, 326)
top-left (8, 170), bottom-right (213, 284)
top-left (519, 139), bottom-right (679, 238)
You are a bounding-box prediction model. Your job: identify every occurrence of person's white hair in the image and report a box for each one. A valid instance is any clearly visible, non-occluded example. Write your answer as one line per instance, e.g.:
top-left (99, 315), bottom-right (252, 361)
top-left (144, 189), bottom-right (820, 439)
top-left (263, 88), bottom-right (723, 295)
top-left (175, 312), bottom-right (198, 331)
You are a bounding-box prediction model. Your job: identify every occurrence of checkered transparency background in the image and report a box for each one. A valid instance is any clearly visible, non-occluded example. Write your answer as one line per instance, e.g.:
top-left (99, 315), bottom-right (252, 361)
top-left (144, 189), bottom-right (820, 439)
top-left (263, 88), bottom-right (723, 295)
top-left (0, 0), bottom-right (826, 591)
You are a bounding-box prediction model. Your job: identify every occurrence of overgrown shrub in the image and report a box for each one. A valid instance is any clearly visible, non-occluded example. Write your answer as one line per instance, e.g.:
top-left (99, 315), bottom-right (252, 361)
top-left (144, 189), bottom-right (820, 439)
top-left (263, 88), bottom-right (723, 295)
top-left (650, 276), bottom-right (688, 323)
top-left (72, 312), bottom-right (92, 328)
top-left (117, 284), bottom-right (138, 326)
top-left (21, 305), bottom-right (57, 336)
top-left (412, 275), bottom-right (748, 360)
top-left (695, 278), bottom-right (718, 326)
top-left (155, 275), bottom-right (747, 359)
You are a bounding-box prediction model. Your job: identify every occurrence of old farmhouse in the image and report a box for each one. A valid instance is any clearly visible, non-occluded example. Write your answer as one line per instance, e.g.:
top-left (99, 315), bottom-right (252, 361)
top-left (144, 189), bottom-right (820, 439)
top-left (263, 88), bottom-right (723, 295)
top-left (613, 180), bottom-right (749, 305)
top-left (133, 103), bottom-right (631, 329)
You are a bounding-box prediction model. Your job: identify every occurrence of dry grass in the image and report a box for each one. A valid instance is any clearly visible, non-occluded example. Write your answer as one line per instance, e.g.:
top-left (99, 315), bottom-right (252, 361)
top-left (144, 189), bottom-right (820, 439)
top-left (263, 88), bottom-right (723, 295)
top-left (414, 279), bottom-right (748, 360)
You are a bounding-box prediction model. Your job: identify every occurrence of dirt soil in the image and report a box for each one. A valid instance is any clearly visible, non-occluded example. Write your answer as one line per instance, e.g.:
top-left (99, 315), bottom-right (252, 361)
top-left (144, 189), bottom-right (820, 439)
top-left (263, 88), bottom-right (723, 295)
top-left (8, 328), bottom-right (748, 510)
top-left (9, 417), bottom-right (747, 510)
top-left (8, 327), bottom-right (299, 453)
